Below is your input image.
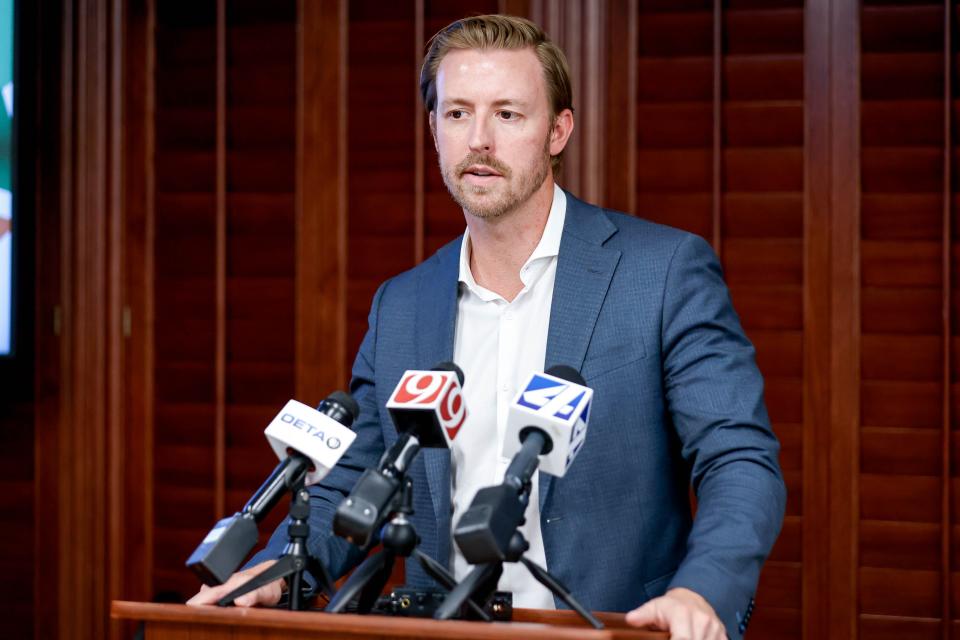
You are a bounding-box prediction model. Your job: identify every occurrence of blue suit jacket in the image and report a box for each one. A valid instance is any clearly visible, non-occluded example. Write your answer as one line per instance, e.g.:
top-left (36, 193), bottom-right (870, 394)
top-left (256, 192), bottom-right (786, 638)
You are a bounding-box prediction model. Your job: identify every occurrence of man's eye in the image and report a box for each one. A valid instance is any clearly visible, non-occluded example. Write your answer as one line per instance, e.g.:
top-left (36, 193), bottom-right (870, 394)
top-left (449, 109), bottom-right (465, 119)
top-left (499, 111), bottom-right (517, 120)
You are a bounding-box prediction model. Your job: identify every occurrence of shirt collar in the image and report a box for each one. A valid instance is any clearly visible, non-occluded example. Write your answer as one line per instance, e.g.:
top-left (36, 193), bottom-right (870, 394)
top-left (458, 184), bottom-right (567, 293)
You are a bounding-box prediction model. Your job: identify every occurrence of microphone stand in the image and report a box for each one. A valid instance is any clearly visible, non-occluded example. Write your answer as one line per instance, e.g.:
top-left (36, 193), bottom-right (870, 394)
top-left (434, 526), bottom-right (602, 628)
top-left (217, 480), bottom-right (335, 610)
top-left (434, 430), bottom-right (602, 628)
top-left (325, 475), bottom-right (491, 621)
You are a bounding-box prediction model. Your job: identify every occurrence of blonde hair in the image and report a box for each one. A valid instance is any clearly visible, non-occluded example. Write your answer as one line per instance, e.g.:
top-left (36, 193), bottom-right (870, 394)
top-left (420, 14), bottom-right (573, 173)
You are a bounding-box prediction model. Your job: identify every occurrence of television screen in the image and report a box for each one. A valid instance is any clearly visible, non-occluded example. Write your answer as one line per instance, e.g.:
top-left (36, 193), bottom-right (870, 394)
top-left (0, 0), bottom-right (13, 356)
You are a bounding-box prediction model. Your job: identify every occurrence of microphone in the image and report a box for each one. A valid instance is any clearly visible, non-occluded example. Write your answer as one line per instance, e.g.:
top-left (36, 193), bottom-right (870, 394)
top-left (333, 363), bottom-right (466, 548)
top-left (386, 362), bottom-right (467, 447)
top-left (453, 365), bottom-right (592, 564)
top-left (187, 391), bottom-right (360, 586)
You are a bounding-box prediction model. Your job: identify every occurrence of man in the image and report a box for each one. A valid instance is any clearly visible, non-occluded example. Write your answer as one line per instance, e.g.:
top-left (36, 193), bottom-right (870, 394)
top-left (190, 15), bottom-right (785, 640)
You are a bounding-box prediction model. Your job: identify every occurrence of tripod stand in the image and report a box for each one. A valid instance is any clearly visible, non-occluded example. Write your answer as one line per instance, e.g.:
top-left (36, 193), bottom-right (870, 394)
top-left (217, 485), bottom-right (334, 610)
top-left (325, 476), bottom-right (491, 621)
top-left (433, 529), bottom-right (603, 629)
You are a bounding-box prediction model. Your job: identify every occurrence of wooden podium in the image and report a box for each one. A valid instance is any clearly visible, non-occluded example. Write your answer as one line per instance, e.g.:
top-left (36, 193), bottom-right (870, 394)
top-left (112, 600), bottom-right (668, 639)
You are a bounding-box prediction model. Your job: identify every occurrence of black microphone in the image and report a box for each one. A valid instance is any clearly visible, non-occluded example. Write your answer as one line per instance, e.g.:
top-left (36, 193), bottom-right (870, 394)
top-left (454, 365), bottom-right (592, 564)
top-left (333, 363), bottom-right (467, 548)
top-left (186, 392), bottom-right (360, 586)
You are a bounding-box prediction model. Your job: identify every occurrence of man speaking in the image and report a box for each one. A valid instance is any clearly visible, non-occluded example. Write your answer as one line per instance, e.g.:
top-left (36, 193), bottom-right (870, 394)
top-left (190, 15), bottom-right (785, 640)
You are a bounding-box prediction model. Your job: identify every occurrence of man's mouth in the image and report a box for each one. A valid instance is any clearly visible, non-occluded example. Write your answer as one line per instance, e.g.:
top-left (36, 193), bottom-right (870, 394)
top-left (463, 165), bottom-right (503, 178)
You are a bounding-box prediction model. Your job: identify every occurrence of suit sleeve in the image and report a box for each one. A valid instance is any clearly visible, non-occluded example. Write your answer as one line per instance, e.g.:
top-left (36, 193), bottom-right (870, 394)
top-left (247, 280), bottom-right (390, 581)
top-left (659, 233), bottom-right (787, 639)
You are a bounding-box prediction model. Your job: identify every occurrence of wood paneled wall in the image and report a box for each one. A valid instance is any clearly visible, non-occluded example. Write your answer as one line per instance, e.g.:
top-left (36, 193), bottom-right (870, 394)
top-left (616, 3), bottom-right (805, 637)
top-left (12, 1), bottom-right (960, 639)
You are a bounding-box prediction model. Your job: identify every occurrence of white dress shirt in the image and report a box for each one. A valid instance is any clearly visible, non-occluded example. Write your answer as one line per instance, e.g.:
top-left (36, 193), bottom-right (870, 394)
top-left (450, 185), bottom-right (567, 610)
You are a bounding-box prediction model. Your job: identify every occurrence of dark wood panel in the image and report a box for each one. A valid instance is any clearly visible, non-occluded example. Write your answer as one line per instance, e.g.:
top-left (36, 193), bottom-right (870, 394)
top-left (861, 520), bottom-right (941, 570)
top-left (721, 238), bottom-right (802, 285)
top-left (860, 567), bottom-right (940, 618)
top-left (723, 148), bottom-right (804, 191)
top-left (859, 614), bottom-right (942, 640)
top-left (861, 334), bottom-right (942, 381)
top-left (861, 240), bottom-right (941, 287)
top-left (755, 561), bottom-right (801, 609)
top-left (727, 284), bottom-right (803, 330)
top-left (861, 474), bottom-right (941, 523)
top-left (725, 8), bottom-right (804, 55)
top-left (862, 194), bottom-right (943, 240)
top-left (751, 330), bottom-right (802, 377)
top-left (861, 4), bottom-right (943, 53)
top-left (722, 193), bottom-right (803, 238)
top-left (862, 287), bottom-right (943, 333)
top-left (862, 100), bottom-right (944, 146)
top-left (861, 427), bottom-right (941, 475)
top-left (862, 52), bottom-right (944, 100)
top-left (862, 381), bottom-right (942, 429)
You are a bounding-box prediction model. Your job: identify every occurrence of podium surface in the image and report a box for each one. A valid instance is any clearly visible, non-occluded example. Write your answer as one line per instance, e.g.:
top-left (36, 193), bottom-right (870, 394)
top-left (112, 600), bottom-right (667, 639)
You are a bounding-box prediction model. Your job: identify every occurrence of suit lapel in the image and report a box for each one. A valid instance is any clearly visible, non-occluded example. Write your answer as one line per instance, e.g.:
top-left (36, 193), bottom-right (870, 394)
top-left (540, 195), bottom-right (621, 512)
top-left (415, 239), bottom-right (461, 564)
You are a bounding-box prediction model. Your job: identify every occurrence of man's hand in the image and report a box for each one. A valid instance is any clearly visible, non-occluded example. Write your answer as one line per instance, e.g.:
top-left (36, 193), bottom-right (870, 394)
top-left (186, 560), bottom-right (284, 608)
top-left (625, 587), bottom-right (727, 640)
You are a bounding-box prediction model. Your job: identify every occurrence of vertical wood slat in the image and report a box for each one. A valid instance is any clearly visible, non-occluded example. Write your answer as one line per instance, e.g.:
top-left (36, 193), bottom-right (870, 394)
top-left (74, 0), bottom-right (108, 635)
top-left (214, 0), bottom-right (226, 519)
top-left (414, 0), bottom-right (424, 265)
top-left (942, 1), bottom-right (953, 637)
top-left (601, 0), bottom-right (635, 213)
top-left (143, 0), bottom-right (156, 602)
top-left (711, 0), bottom-right (722, 255)
top-left (830, 1), bottom-right (862, 638)
top-left (107, 1), bottom-right (124, 637)
top-left (121, 0), bottom-right (154, 608)
top-left (296, 0), bottom-right (348, 399)
top-left (803, 0), bottom-right (832, 634)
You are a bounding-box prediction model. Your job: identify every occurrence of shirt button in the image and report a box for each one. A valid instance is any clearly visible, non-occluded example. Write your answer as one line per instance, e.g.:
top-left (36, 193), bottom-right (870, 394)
top-left (501, 384), bottom-right (509, 392)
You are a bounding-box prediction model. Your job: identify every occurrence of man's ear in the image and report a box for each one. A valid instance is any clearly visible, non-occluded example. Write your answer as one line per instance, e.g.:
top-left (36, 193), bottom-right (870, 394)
top-left (429, 111), bottom-right (438, 152)
top-left (549, 108), bottom-right (574, 157)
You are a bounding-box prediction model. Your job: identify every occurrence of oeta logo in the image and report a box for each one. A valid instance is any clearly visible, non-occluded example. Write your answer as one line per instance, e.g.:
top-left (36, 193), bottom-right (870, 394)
top-left (280, 413), bottom-right (342, 449)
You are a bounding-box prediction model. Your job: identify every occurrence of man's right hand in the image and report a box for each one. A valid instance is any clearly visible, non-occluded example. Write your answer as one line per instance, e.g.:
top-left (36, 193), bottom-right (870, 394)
top-left (186, 560), bottom-right (284, 608)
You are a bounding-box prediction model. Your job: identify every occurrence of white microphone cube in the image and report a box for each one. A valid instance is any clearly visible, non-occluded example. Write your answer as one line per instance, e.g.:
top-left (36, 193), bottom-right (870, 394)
top-left (264, 399), bottom-right (357, 486)
top-left (504, 372), bottom-right (593, 477)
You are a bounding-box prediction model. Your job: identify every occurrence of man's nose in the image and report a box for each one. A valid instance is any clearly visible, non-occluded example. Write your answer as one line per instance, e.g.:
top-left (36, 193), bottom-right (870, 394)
top-left (468, 118), bottom-right (493, 154)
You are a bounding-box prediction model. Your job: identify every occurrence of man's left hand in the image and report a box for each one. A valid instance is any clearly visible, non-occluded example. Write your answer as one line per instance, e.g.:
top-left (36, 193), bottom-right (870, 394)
top-left (625, 587), bottom-right (727, 640)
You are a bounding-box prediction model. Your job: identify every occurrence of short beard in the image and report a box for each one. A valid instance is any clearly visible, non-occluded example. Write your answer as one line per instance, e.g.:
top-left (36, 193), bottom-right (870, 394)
top-left (440, 136), bottom-right (552, 220)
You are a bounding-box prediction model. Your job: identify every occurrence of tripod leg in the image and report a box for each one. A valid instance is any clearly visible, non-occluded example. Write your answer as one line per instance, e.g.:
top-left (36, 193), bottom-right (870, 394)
top-left (324, 550), bottom-right (388, 613)
top-left (433, 562), bottom-right (501, 621)
top-left (414, 551), bottom-right (491, 622)
top-left (356, 551), bottom-right (395, 614)
top-left (520, 557), bottom-right (603, 629)
top-left (217, 556), bottom-right (302, 607)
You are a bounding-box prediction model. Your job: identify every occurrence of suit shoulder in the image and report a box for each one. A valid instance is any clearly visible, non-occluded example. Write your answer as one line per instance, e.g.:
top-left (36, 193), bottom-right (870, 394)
top-left (601, 209), bottom-right (711, 257)
top-left (375, 235), bottom-right (462, 302)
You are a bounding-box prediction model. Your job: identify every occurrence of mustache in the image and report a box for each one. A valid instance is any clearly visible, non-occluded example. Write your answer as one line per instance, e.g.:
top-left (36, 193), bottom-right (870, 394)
top-left (455, 153), bottom-right (511, 178)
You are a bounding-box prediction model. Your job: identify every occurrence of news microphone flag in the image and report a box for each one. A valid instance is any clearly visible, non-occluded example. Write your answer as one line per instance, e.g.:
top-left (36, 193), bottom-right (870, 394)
top-left (386, 367), bottom-right (467, 448)
top-left (265, 399), bottom-right (358, 486)
top-left (503, 370), bottom-right (592, 477)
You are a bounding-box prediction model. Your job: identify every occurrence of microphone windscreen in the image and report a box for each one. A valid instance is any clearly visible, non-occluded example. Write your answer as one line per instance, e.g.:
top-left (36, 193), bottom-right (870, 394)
top-left (321, 390), bottom-right (360, 423)
top-left (545, 364), bottom-right (585, 386)
top-left (432, 361), bottom-right (465, 386)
